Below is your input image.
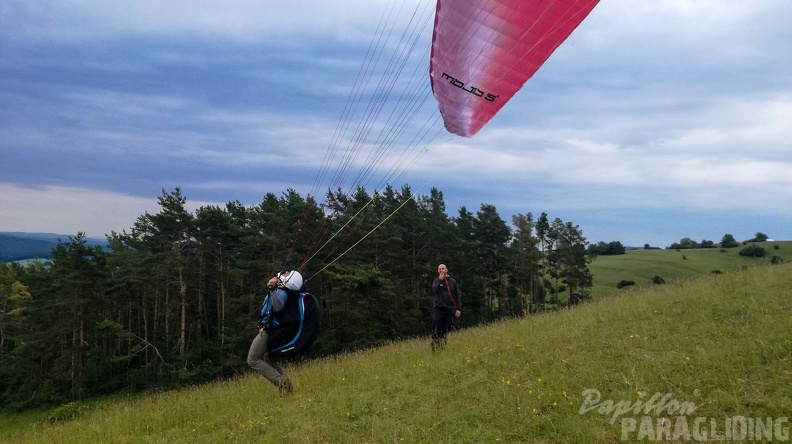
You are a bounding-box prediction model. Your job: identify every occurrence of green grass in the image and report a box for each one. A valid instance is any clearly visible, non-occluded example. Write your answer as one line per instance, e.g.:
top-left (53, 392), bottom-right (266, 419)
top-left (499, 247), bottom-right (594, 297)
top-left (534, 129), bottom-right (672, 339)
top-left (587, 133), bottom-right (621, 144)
top-left (0, 410), bottom-right (50, 438)
top-left (589, 241), bottom-right (792, 299)
top-left (3, 263), bottom-right (790, 443)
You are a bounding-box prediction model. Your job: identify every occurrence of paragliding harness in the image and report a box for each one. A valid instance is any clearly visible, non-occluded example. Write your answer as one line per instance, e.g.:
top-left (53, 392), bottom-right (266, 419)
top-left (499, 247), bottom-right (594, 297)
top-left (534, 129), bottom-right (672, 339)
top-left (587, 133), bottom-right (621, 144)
top-left (260, 288), bottom-right (321, 357)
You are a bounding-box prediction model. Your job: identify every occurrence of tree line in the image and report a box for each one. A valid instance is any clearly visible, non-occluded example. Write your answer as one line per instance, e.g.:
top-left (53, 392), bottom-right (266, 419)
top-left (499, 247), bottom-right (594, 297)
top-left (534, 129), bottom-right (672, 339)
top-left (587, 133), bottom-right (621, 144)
top-left (0, 185), bottom-right (592, 411)
top-left (667, 232), bottom-right (770, 250)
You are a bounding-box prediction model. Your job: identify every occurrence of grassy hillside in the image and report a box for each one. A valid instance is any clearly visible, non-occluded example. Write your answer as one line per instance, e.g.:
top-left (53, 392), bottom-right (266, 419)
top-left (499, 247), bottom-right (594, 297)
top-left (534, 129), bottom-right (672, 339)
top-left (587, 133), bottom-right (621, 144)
top-left (589, 241), bottom-right (792, 299)
top-left (4, 263), bottom-right (790, 443)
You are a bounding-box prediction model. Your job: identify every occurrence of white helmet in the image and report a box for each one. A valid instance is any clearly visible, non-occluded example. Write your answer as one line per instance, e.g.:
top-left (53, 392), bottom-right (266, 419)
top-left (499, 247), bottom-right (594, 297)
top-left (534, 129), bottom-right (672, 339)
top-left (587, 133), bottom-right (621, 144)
top-left (277, 270), bottom-right (304, 291)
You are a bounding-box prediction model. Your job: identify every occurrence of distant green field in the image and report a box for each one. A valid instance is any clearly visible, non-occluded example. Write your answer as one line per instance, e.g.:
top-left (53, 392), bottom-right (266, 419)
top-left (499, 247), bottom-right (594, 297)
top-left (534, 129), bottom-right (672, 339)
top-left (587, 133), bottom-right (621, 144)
top-left (589, 241), bottom-right (791, 299)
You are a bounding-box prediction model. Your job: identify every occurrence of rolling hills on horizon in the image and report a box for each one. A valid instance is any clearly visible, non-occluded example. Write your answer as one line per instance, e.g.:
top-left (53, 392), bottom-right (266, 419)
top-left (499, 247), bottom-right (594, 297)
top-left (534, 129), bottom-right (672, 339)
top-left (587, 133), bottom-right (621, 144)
top-left (0, 232), bottom-right (107, 262)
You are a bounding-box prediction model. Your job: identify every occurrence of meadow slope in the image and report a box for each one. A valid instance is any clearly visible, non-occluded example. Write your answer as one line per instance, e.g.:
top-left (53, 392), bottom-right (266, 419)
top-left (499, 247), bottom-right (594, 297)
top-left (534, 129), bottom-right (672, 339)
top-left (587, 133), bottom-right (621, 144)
top-left (588, 241), bottom-right (792, 299)
top-left (4, 263), bottom-right (791, 443)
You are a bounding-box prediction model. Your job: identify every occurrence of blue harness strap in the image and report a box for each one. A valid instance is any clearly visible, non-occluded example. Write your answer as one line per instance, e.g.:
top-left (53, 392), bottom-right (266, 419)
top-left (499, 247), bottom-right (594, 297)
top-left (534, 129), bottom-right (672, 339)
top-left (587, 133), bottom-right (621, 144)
top-left (271, 293), bottom-right (307, 352)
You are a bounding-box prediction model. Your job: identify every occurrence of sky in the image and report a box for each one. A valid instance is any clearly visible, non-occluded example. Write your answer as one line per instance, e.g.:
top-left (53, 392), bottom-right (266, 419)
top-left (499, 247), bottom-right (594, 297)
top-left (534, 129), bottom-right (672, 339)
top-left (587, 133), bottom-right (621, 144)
top-left (2, 0), bottom-right (791, 248)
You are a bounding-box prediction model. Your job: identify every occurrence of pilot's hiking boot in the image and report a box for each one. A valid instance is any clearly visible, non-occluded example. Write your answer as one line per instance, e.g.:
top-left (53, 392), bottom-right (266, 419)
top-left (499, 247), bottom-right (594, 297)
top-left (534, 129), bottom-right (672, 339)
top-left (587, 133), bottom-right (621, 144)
top-left (278, 377), bottom-right (293, 396)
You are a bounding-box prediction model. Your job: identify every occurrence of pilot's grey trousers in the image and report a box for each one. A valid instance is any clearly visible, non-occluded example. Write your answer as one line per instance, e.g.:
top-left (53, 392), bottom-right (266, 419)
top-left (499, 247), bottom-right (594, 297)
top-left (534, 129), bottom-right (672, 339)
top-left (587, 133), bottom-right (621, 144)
top-left (247, 330), bottom-right (288, 386)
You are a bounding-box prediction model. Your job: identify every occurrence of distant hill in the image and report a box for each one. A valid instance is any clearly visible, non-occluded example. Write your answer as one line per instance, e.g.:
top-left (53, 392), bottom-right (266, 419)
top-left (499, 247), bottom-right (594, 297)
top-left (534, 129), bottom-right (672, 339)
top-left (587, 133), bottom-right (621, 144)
top-left (588, 240), bottom-right (791, 298)
top-left (0, 232), bottom-right (106, 262)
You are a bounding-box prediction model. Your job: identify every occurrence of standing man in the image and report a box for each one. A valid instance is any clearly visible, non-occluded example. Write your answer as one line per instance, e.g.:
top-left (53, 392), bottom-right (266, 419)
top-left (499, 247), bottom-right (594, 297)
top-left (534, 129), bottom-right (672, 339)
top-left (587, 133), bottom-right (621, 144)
top-left (430, 263), bottom-right (461, 351)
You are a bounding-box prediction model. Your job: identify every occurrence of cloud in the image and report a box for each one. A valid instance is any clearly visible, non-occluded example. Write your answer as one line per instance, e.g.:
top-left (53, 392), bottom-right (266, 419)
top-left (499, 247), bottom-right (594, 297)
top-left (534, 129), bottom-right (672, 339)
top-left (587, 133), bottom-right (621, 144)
top-left (0, 183), bottom-right (219, 237)
top-left (2, 0), bottom-right (792, 248)
top-left (3, 0), bottom-right (424, 43)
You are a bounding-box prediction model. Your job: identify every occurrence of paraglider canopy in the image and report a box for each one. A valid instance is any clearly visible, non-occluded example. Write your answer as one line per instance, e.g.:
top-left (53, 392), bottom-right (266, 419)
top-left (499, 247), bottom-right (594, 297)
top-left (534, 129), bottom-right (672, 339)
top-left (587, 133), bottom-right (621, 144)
top-left (430, 0), bottom-right (600, 137)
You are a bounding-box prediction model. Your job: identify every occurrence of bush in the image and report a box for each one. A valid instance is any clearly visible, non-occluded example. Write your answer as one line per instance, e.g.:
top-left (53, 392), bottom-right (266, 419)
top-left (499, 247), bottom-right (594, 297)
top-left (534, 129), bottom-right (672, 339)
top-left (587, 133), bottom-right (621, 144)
top-left (739, 245), bottom-right (766, 258)
top-left (711, 270), bottom-right (722, 274)
top-left (47, 401), bottom-right (86, 423)
top-left (771, 256), bottom-right (784, 265)
top-left (569, 292), bottom-right (591, 305)
top-left (652, 275), bottom-right (666, 285)
top-left (617, 280), bottom-right (636, 289)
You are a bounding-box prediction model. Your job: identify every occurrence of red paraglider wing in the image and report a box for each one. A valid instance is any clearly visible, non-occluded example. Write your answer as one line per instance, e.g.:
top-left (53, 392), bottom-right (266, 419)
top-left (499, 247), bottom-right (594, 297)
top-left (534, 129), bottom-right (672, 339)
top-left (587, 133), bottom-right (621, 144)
top-left (430, 0), bottom-right (599, 137)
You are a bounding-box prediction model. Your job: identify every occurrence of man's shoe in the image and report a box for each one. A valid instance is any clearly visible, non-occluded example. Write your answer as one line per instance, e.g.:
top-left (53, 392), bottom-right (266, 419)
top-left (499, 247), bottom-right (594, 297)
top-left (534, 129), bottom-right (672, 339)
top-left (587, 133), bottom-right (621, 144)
top-left (278, 377), bottom-right (293, 396)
